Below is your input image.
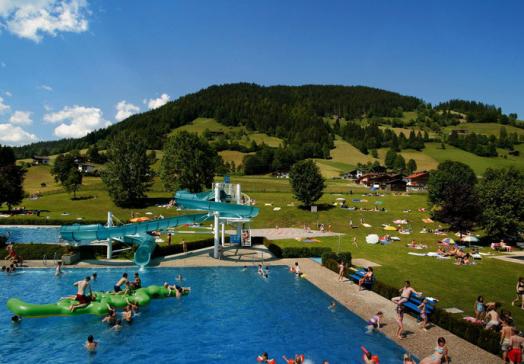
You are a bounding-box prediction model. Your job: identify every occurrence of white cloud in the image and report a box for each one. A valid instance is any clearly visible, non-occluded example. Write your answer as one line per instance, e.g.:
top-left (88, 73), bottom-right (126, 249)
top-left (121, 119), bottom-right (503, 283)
top-left (9, 110), bottom-right (32, 125)
top-left (115, 100), bottom-right (140, 122)
top-left (146, 93), bottom-right (170, 110)
top-left (44, 105), bottom-right (111, 138)
top-left (5, 91), bottom-right (12, 97)
top-left (0, 123), bottom-right (37, 145)
top-left (39, 84), bottom-right (53, 91)
top-left (0, 0), bottom-right (89, 43)
top-left (0, 96), bottom-right (10, 114)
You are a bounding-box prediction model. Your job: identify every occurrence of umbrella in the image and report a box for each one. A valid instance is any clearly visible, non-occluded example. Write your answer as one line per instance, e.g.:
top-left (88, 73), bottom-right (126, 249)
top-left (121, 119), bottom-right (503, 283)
top-left (366, 234), bottom-right (379, 244)
top-left (441, 238), bottom-right (455, 245)
top-left (462, 235), bottom-right (479, 243)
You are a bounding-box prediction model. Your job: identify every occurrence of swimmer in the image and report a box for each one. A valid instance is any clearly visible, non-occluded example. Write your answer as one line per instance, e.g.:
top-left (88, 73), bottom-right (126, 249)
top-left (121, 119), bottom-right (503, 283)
top-left (114, 273), bottom-right (128, 293)
top-left (242, 265), bottom-right (247, 271)
top-left (282, 354), bottom-right (305, 364)
top-left (132, 272), bottom-right (142, 289)
top-left (257, 264), bottom-right (264, 275)
top-left (91, 272), bottom-right (97, 280)
top-left (122, 306), bottom-right (133, 323)
top-left (176, 274), bottom-right (183, 281)
top-left (102, 305), bottom-right (117, 325)
top-left (112, 319), bottom-right (122, 331)
top-left (366, 311), bottom-right (383, 333)
top-left (163, 282), bottom-right (191, 297)
top-left (328, 301), bottom-right (336, 310)
top-left (55, 261), bottom-right (63, 276)
top-left (11, 315), bottom-right (21, 324)
top-left (291, 262), bottom-right (303, 277)
top-left (85, 335), bottom-right (97, 352)
top-left (125, 299), bottom-right (139, 313)
top-left (361, 346), bottom-right (380, 364)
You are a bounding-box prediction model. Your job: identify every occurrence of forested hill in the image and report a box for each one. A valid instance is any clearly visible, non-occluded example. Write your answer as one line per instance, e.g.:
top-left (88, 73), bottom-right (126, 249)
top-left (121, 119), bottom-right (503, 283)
top-left (14, 83), bottom-right (422, 158)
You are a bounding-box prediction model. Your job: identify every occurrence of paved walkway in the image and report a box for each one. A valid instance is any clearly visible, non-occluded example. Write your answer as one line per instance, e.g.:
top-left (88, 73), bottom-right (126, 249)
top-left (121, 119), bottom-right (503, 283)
top-left (21, 247), bottom-right (499, 363)
top-left (238, 227), bottom-right (343, 240)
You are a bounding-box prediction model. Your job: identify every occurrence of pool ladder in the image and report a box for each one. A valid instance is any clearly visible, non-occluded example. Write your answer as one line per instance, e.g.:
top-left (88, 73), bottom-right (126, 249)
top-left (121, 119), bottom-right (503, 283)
top-left (42, 252), bottom-right (59, 266)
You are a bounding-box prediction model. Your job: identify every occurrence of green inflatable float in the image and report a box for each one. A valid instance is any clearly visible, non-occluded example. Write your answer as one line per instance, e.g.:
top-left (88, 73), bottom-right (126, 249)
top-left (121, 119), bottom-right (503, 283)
top-left (6, 285), bottom-right (189, 318)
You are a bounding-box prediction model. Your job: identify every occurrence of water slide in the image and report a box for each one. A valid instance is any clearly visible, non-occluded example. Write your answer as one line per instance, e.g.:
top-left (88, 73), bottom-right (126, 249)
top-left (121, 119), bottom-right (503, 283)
top-left (59, 190), bottom-right (259, 267)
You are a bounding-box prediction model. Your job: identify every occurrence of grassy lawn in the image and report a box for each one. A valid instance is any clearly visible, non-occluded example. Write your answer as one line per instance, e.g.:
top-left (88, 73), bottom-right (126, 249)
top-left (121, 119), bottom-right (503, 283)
top-left (444, 122), bottom-right (524, 137)
top-left (423, 142), bottom-right (524, 175)
top-left (219, 150), bottom-right (252, 166)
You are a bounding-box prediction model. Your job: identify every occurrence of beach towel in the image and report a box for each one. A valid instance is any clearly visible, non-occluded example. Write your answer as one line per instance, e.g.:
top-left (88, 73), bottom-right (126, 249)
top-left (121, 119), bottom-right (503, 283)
top-left (408, 252), bottom-right (427, 256)
top-left (362, 223), bottom-right (372, 228)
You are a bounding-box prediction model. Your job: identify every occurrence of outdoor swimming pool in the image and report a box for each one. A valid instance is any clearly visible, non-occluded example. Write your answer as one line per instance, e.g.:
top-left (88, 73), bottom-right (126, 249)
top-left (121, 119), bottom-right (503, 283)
top-left (0, 267), bottom-right (410, 363)
top-left (0, 226), bottom-right (60, 244)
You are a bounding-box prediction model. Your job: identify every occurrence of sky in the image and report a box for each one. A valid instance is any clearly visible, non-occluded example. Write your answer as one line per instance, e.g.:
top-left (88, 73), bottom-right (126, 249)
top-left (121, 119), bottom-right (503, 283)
top-left (0, 0), bottom-right (523, 145)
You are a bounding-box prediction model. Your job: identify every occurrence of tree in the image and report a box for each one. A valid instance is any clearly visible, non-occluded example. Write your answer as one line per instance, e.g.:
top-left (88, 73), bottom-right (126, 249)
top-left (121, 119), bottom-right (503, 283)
top-left (384, 149), bottom-right (397, 169)
top-left (101, 132), bottom-right (153, 207)
top-left (87, 145), bottom-right (106, 164)
top-left (477, 167), bottom-right (524, 240)
top-left (427, 161), bottom-right (479, 232)
top-left (406, 159), bottom-right (417, 174)
top-left (51, 153), bottom-right (83, 199)
top-left (160, 131), bottom-right (218, 193)
top-left (63, 169), bottom-right (82, 199)
top-left (393, 154), bottom-right (406, 172)
top-left (289, 160), bottom-right (325, 207)
top-left (0, 145), bottom-right (25, 210)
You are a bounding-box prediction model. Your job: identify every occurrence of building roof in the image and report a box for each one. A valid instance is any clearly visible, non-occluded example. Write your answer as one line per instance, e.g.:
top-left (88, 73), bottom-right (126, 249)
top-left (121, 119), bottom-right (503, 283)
top-left (406, 171), bottom-right (429, 179)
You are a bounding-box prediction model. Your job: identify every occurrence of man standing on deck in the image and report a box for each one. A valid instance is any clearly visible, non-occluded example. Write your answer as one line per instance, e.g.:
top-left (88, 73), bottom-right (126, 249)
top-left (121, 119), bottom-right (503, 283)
top-left (69, 276), bottom-right (93, 312)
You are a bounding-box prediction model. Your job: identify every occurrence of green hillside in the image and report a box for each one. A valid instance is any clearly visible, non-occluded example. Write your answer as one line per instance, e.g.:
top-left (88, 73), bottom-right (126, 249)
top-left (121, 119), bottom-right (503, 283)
top-left (444, 122), bottom-right (524, 137)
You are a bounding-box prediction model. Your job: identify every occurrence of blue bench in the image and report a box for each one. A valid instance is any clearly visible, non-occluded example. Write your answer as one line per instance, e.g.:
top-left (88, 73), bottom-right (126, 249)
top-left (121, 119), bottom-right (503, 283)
top-left (402, 294), bottom-right (437, 320)
top-left (349, 268), bottom-right (376, 290)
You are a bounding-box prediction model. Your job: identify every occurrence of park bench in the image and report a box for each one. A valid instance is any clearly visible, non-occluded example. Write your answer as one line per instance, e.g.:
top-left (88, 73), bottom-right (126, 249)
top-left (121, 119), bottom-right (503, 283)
top-left (349, 268), bottom-right (376, 290)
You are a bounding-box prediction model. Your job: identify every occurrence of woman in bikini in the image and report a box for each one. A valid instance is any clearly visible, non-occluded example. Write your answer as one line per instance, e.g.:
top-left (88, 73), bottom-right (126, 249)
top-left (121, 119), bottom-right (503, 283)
top-left (420, 337), bottom-right (449, 364)
top-left (358, 267), bottom-right (374, 291)
top-left (512, 277), bottom-right (524, 309)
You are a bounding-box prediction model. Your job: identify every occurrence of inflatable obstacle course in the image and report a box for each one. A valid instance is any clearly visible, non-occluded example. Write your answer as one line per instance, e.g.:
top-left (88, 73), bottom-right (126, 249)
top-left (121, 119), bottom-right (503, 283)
top-left (6, 284), bottom-right (188, 318)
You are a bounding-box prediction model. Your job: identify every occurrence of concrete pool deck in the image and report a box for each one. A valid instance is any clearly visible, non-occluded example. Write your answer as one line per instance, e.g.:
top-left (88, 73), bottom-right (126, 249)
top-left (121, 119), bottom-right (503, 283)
top-left (19, 246), bottom-right (499, 363)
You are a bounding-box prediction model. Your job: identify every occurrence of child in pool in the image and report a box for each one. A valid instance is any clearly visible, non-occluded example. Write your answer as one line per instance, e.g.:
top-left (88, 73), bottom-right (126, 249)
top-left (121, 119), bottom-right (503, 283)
top-left (85, 335), bottom-right (97, 352)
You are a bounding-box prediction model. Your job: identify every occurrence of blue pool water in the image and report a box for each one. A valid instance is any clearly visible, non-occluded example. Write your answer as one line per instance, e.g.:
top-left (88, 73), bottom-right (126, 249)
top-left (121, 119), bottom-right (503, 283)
top-left (0, 226), bottom-right (60, 244)
top-left (0, 267), bottom-right (409, 363)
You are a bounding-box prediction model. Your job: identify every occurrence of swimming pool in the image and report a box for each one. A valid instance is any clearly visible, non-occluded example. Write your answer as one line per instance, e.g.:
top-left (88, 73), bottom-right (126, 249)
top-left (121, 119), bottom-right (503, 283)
top-left (0, 267), bottom-right (410, 363)
top-left (0, 226), bottom-right (60, 244)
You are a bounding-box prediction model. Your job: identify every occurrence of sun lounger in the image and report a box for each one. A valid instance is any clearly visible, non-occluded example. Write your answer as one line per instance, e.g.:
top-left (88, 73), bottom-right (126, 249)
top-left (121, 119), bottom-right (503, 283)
top-left (403, 294), bottom-right (438, 320)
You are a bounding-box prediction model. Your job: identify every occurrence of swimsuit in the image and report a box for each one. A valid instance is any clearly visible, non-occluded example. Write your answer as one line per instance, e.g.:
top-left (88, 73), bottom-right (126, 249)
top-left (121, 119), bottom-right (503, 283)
top-left (501, 338), bottom-right (511, 351)
top-left (430, 346), bottom-right (444, 361)
top-left (476, 302), bottom-right (485, 312)
top-left (76, 294), bottom-right (91, 304)
top-left (508, 348), bottom-right (522, 364)
top-left (367, 315), bottom-right (379, 328)
top-left (114, 285), bottom-right (121, 292)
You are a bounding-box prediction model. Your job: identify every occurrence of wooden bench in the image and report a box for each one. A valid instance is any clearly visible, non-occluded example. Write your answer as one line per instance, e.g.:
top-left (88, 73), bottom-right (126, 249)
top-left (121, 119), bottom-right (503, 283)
top-left (349, 268), bottom-right (376, 290)
top-left (402, 294), bottom-right (437, 320)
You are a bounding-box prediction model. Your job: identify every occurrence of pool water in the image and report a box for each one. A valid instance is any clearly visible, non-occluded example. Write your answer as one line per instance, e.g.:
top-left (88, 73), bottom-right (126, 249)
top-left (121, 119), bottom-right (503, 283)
top-left (0, 267), bottom-right (410, 363)
top-left (0, 226), bottom-right (60, 244)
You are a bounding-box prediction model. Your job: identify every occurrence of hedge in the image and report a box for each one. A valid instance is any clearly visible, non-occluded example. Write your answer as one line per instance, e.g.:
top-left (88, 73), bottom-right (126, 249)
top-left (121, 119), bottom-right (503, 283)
top-left (321, 251), bottom-right (352, 267)
top-left (152, 238), bottom-right (214, 258)
top-left (322, 259), bottom-right (501, 356)
top-left (263, 240), bottom-right (331, 258)
top-left (7, 243), bottom-right (68, 260)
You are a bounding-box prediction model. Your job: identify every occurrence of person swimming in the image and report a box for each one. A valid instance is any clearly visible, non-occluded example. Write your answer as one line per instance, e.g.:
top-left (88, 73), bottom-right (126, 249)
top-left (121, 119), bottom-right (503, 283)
top-left (328, 301), bottom-right (336, 311)
top-left (55, 261), bottom-right (63, 276)
top-left (163, 282), bottom-right (191, 298)
top-left (11, 315), bottom-right (21, 324)
top-left (85, 335), bottom-right (97, 352)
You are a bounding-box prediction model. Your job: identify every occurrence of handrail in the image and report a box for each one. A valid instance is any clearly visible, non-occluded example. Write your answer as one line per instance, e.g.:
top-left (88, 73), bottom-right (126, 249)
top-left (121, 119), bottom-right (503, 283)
top-left (42, 254), bottom-right (47, 266)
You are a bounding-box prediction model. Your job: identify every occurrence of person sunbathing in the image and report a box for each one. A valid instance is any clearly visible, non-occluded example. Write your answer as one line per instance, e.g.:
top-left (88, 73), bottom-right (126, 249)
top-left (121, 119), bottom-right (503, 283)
top-left (392, 281), bottom-right (421, 305)
top-left (358, 267), bottom-right (374, 290)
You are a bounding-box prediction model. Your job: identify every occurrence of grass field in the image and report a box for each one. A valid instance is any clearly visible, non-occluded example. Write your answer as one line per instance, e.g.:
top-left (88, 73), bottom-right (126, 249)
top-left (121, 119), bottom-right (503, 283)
top-left (444, 122), bottom-right (524, 137)
top-left (219, 150), bottom-right (252, 166)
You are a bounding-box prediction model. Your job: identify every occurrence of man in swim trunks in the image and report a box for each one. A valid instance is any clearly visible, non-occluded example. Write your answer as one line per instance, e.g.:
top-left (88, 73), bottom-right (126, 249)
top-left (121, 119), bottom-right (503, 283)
top-left (70, 276), bottom-right (92, 312)
top-left (508, 328), bottom-right (524, 364)
top-left (114, 273), bottom-right (128, 292)
top-left (392, 281), bottom-right (421, 305)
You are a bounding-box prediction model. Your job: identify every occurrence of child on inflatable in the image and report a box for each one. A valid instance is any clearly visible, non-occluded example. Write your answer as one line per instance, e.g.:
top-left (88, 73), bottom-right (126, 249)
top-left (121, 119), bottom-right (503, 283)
top-left (361, 346), bottom-right (380, 363)
top-left (256, 352), bottom-right (276, 364)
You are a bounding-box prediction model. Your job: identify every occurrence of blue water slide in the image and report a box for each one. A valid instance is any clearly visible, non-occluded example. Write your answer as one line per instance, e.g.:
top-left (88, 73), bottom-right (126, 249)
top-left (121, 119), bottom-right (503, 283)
top-left (60, 213), bottom-right (210, 266)
top-left (175, 197), bottom-right (259, 219)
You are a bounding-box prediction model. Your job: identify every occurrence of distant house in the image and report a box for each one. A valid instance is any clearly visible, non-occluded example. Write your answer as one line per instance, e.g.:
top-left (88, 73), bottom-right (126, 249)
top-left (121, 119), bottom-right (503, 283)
top-left (77, 163), bottom-right (96, 174)
top-left (405, 171), bottom-right (430, 192)
top-left (385, 179), bottom-right (407, 192)
top-left (341, 169), bottom-right (364, 180)
top-left (32, 156), bottom-right (50, 165)
top-left (358, 173), bottom-right (403, 189)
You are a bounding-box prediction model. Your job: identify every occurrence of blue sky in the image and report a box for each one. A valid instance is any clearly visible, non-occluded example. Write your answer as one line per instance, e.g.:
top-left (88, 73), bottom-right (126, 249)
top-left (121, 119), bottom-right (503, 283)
top-left (0, 0), bottom-right (523, 145)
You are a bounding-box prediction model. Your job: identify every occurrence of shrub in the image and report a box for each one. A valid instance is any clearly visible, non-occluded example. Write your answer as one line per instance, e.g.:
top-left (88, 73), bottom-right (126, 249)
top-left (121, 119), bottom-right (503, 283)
top-left (321, 251), bottom-right (352, 267)
top-left (152, 238), bottom-right (214, 258)
top-left (0, 218), bottom-right (105, 226)
top-left (9, 243), bottom-right (68, 260)
top-left (281, 246), bottom-right (332, 258)
top-left (264, 241), bottom-right (283, 258)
